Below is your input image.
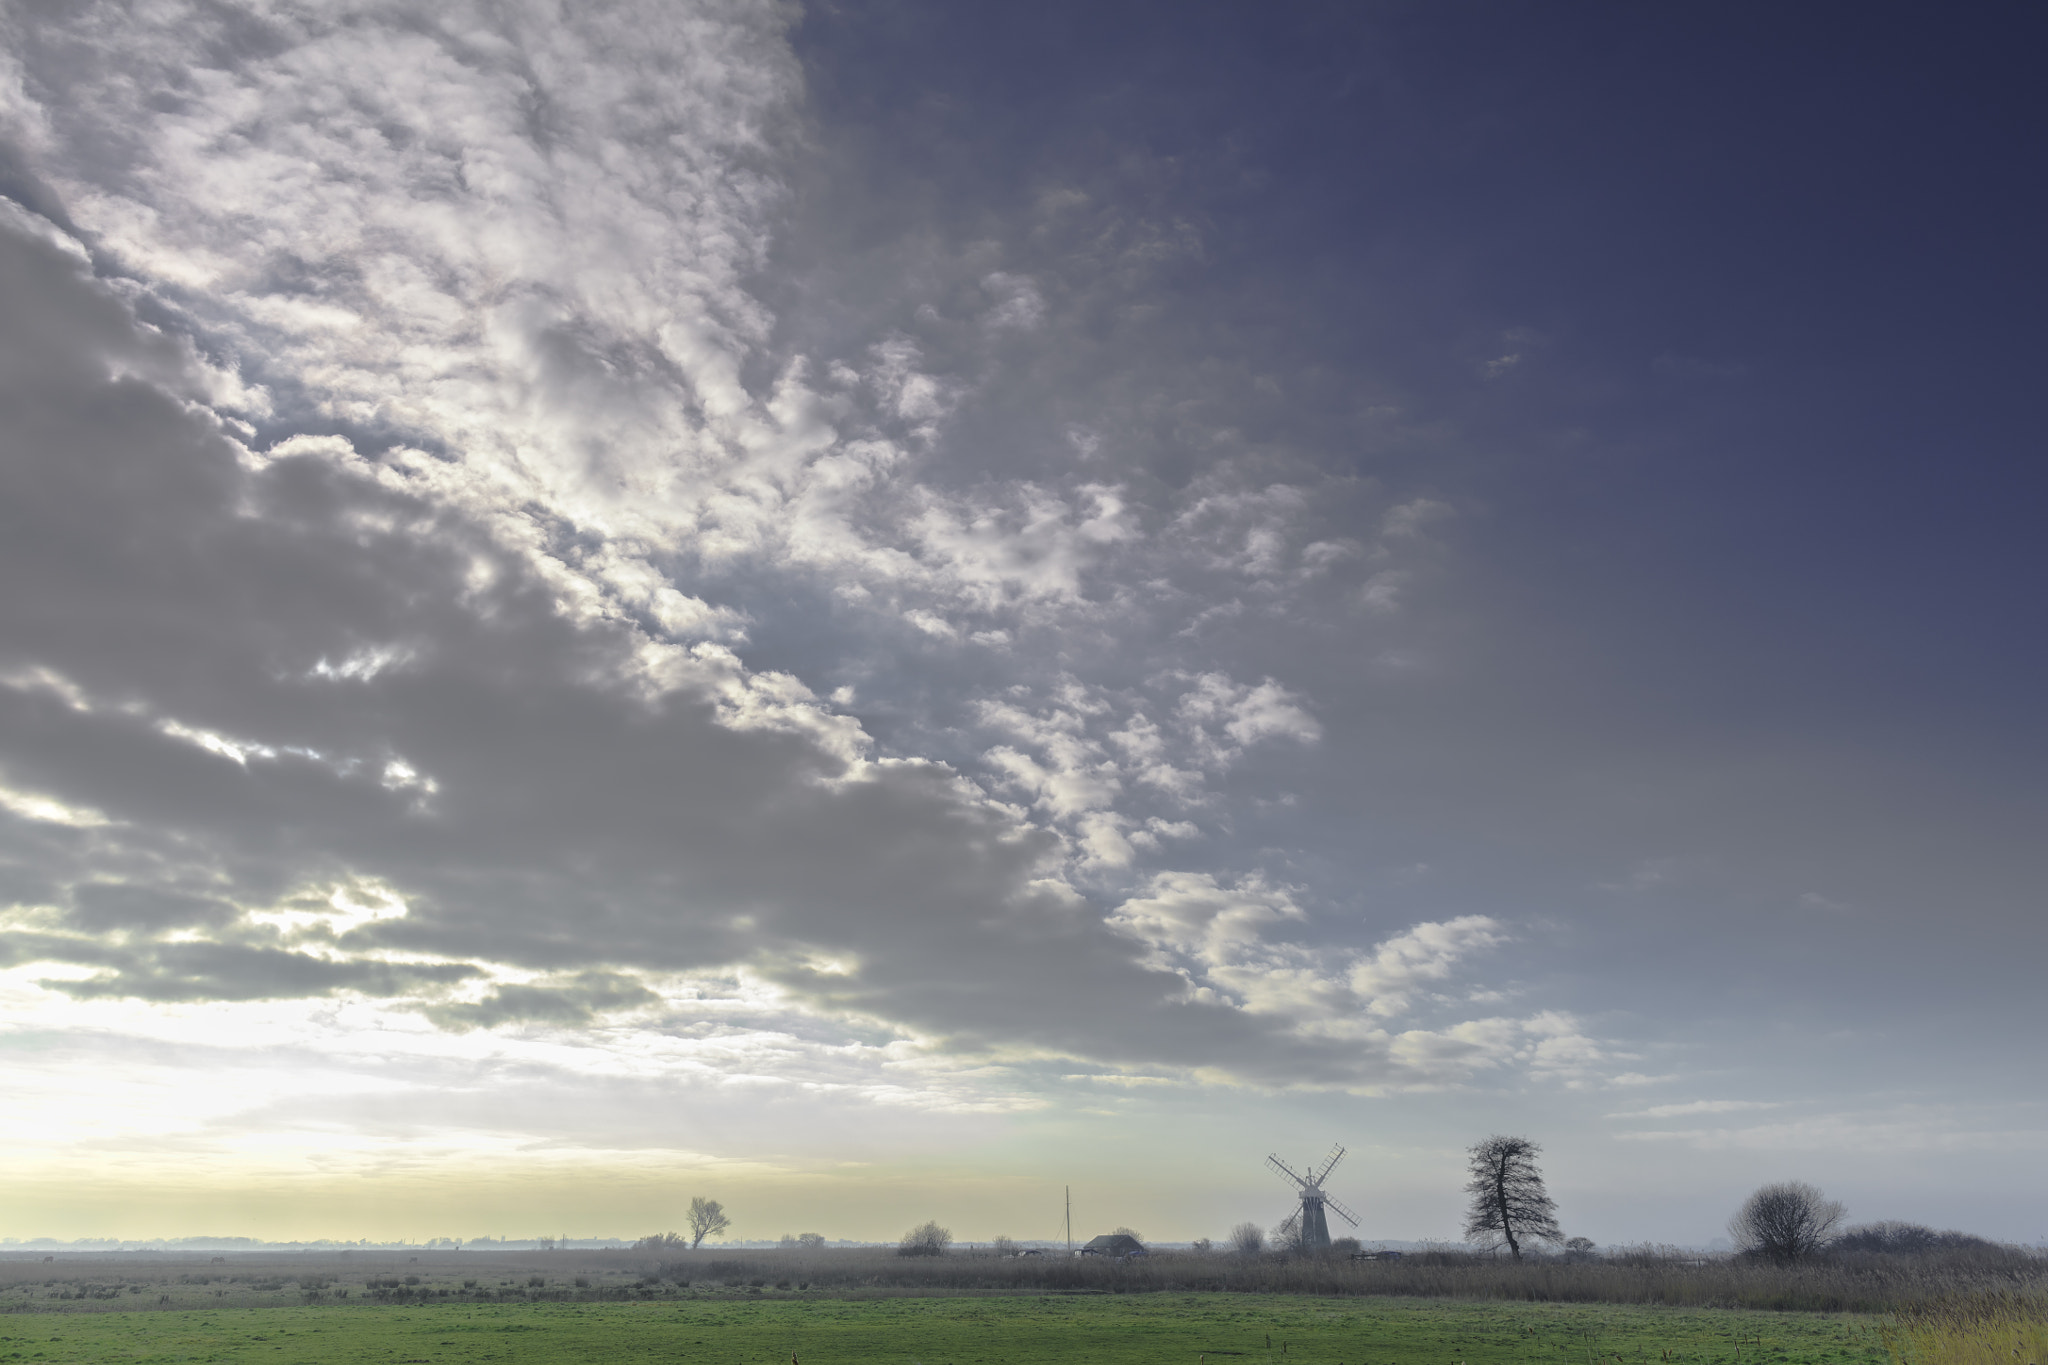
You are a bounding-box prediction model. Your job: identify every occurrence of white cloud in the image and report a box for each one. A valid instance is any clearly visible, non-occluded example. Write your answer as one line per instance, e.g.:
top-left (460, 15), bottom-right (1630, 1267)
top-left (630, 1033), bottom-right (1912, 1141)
top-left (1175, 672), bottom-right (1320, 764)
top-left (1615, 1107), bottom-right (2048, 1154)
top-left (1611, 1099), bottom-right (1783, 1119)
top-left (1349, 915), bottom-right (1507, 1018)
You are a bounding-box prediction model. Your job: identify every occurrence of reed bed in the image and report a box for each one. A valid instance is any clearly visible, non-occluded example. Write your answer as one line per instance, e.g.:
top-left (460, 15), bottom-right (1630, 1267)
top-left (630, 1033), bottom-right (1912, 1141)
top-left (3, 1243), bottom-right (2038, 1317)
top-left (1883, 1291), bottom-right (2048, 1365)
top-left (671, 1244), bottom-right (2046, 1314)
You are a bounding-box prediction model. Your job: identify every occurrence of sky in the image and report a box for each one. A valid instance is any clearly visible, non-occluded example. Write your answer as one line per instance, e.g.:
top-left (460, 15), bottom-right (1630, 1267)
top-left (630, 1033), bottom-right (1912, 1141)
top-left (0, 0), bottom-right (2044, 1248)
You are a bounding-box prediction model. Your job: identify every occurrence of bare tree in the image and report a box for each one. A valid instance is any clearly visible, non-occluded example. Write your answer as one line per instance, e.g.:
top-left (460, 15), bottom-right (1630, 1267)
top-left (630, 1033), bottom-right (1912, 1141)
top-left (634, 1232), bottom-right (686, 1251)
top-left (685, 1196), bottom-right (730, 1250)
top-left (990, 1234), bottom-right (1016, 1256)
top-left (1230, 1221), bottom-right (1266, 1255)
top-left (796, 1232), bottom-right (826, 1250)
top-left (898, 1219), bottom-right (952, 1257)
top-left (1462, 1135), bottom-right (1562, 1261)
top-left (1729, 1182), bottom-right (1844, 1263)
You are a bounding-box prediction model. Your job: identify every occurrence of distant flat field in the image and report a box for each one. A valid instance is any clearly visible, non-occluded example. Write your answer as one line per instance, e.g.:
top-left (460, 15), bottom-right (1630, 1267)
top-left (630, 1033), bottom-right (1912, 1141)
top-left (0, 1292), bottom-right (1891, 1365)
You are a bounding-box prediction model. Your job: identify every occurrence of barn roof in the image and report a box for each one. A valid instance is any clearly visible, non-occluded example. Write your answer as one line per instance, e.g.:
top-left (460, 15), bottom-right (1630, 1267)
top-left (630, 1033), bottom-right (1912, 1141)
top-left (1081, 1233), bottom-right (1146, 1255)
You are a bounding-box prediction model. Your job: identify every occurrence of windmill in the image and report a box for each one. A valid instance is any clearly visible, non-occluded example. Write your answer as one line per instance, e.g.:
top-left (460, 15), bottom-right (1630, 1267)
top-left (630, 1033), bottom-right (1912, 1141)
top-left (1266, 1145), bottom-right (1359, 1250)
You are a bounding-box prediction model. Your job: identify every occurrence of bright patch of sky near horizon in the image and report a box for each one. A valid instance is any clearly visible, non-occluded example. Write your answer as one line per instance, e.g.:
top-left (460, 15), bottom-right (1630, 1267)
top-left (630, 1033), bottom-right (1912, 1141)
top-left (0, 1), bottom-right (2043, 1246)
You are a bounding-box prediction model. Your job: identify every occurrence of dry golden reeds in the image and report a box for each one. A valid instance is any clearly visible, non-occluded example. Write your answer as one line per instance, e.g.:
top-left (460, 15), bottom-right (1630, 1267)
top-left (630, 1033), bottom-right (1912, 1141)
top-left (1883, 1291), bottom-right (2048, 1365)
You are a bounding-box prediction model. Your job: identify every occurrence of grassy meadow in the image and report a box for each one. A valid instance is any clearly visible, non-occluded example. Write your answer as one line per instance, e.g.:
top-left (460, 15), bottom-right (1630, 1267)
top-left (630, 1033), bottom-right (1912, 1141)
top-left (0, 1288), bottom-right (1895, 1365)
top-left (2, 1247), bottom-right (2038, 1365)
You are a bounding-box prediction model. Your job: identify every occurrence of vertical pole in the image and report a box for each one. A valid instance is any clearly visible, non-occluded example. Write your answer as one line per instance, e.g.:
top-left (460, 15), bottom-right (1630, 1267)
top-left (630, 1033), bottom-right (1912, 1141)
top-left (1066, 1186), bottom-right (1072, 1254)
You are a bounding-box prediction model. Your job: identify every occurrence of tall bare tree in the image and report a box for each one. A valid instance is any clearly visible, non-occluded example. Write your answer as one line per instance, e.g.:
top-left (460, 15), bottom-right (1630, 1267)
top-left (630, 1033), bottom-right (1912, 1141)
top-left (1462, 1135), bottom-right (1562, 1261)
top-left (686, 1195), bottom-right (730, 1250)
top-left (1230, 1220), bottom-right (1266, 1255)
top-left (1728, 1182), bottom-right (1843, 1263)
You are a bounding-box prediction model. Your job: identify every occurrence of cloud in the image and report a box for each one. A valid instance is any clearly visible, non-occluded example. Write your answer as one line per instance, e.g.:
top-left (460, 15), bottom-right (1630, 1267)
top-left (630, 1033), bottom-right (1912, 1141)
top-left (1349, 915), bottom-right (1508, 1018)
top-left (420, 972), bottom-right (660, 1032)
top-left (0, 1), bottom-right (1609, 1147)
top-left (0, 205), bottom-right (1577, 1096)
top-left (1614, 1106), bottom-right (2048, 1154)
top-left (1611, 1099), bottom-right (1783, 1119)
top-left (66, 884), bottom-right (240, 934)
top-left (1175, 673), bottom-right (1321, 763)
top-left (1101, 878), bottom-right (1604, 1090)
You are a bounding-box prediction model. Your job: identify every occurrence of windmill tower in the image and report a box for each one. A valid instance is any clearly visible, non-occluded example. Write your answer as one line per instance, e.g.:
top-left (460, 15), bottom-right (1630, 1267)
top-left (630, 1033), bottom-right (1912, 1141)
top-left (1266, 1145), bottom-right (1359, 1250)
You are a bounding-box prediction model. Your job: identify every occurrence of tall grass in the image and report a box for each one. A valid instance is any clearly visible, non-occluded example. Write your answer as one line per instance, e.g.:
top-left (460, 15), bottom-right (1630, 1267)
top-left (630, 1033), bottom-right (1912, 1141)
top-left (5, 1245), bottom-right (2038, 1316)
top-left (664, 1244), bottom-right (2047, 1314)
top-left (1883, 1292), bottom-right (2048, 1365)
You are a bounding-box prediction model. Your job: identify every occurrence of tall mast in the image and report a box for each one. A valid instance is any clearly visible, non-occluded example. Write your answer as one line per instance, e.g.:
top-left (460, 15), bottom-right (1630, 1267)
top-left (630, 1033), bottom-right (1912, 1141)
top-left (1065, 1185), bottom-right (1071, 1253)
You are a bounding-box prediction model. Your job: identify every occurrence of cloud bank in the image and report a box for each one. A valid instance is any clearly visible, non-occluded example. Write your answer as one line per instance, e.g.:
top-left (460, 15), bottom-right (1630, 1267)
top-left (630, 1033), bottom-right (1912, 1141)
top-left (0, 1), bottom-right (1583, 1123)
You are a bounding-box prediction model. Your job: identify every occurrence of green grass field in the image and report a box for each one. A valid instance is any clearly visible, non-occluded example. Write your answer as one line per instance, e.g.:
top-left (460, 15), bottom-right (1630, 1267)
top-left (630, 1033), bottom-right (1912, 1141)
top-left (0, 1292), bottom-right (1890, 1365)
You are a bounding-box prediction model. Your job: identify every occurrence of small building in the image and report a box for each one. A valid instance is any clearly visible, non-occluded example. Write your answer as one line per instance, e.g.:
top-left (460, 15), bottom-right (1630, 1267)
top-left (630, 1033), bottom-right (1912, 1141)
top-left (1079, 1233), bottom-right (1147, 1258)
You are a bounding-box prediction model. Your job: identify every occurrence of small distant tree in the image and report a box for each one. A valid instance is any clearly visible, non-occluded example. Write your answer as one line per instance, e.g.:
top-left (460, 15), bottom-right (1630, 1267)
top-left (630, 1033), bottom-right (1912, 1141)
top-left (778, 1234), bottom-right (799, 1250)
top-left (796, 1232), bottom-right (827, 1250)
top-left (898, 1220), bottom-right (952, 1257)
top-left (1729, 1182), bottom-right (1843, 1264)
top-left (635, 1232), bottom-right (686, 1251)
top-left (990, 1235), bottom-right (1016, 1256)
top-left (1462, 1135), bottom-right (1563, 1261)
top-left (1111, 1226), bottom-right (1145, 1247)
top-left (686, 1196), bottom-right (730, 1250)
top-left (1191, 1237), bottom-right (1214, 1253)
top-left (1562, 1236), bottom-right (1597, 1262)
top-left (1230, 1221), bottom-right (1265, 1255)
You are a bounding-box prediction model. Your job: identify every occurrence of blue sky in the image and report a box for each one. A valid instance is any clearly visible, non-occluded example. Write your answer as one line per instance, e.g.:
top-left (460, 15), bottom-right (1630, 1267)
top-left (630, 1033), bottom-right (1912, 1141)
top-left (0, 0), bottom-right (2042, 1247)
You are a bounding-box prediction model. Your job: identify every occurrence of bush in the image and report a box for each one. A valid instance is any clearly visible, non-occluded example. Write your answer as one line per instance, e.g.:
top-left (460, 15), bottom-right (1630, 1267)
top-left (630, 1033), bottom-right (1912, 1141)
top-left (1730, 1182), bottom-right (1845, 1264)
top-left (1839, 1223), bottom-right (1995, 1255)
top-left (898, 1220), bottom-right (953, 1257)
